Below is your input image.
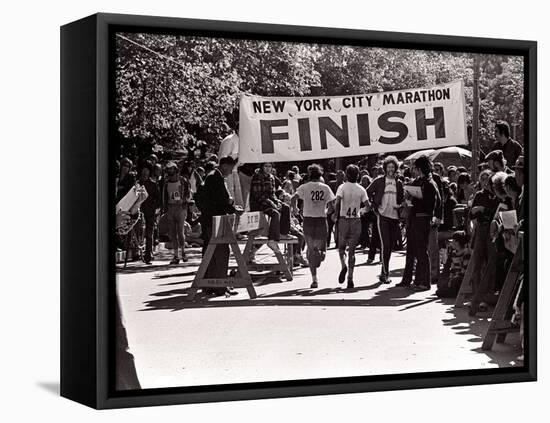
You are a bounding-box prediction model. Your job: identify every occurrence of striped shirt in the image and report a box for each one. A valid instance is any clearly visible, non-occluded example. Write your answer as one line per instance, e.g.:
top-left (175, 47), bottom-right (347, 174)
top-left (450, 247), bottom-right (471, 278)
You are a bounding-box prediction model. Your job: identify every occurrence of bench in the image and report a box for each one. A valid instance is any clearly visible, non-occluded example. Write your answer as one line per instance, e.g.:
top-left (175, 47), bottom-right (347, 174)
top-left (237, 234), bottom-right (299, 281)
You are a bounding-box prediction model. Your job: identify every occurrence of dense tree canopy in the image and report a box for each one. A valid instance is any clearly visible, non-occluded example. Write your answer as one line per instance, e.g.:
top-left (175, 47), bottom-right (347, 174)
top-left (115, 33), bottom-right (524, 161)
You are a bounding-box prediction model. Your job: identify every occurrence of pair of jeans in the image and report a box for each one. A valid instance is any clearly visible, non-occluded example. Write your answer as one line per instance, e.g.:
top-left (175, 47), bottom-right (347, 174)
top-left (143, 213), bottom-right (156, 262)
top-left (429, 226), bottom-right (440, 282)
top-left (402, 216), bottom-right (431, 286)
top-left (470, 224), bottom-right (497, 303)
top-left (376, 214), bottom-right (400, 278)
top-left (262, 203), bottom-right (290, 241)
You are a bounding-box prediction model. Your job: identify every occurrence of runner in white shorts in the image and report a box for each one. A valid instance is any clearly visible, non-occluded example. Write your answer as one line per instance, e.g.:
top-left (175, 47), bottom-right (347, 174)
top-left (333, 164), bottom-right (369, 289)
top-left (292, 164), bottom-right (335, 288)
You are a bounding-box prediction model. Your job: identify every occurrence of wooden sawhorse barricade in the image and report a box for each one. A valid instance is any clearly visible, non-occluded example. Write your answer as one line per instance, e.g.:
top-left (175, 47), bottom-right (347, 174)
top-left (187, 212), bottom-right (264, 301)
top-left (187, 212), bottom-right (297, 300)
top-left (481, 232), bottom-right (524, 351)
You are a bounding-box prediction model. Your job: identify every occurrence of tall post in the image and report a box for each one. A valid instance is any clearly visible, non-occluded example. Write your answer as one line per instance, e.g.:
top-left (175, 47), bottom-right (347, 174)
top-left (471, 55), bottom-right (481, 181)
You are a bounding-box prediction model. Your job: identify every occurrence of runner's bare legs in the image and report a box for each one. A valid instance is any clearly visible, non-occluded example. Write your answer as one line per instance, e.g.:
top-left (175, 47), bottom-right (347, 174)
top-left (347, 246), bottom-right (356, 287)
top-left (338, 246), bottom-right (348, 284)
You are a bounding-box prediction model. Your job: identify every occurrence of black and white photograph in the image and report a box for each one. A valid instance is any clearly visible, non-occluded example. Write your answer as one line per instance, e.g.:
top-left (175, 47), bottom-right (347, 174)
top-left (113, 29), bottom-right (530, 391)
top-left (4, 0), bottom-right (548, 419)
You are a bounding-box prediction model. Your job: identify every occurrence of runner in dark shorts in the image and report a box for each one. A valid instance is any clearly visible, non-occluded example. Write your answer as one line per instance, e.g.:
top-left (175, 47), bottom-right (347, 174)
top-left (292, 164), bottom-right (336, 288)
top-left (303, 217), bottom-right (328, 268)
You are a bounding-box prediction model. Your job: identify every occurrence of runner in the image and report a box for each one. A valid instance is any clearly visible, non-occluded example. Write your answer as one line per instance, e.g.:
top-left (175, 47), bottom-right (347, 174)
top-left (333, 164), bottom-right (368, 289)
top-left (292, 164), bottom-right (335, 288)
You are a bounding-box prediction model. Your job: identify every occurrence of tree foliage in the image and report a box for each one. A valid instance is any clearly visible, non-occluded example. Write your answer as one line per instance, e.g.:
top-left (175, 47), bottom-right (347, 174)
top-left (115, 33), bottom-right (524, 161)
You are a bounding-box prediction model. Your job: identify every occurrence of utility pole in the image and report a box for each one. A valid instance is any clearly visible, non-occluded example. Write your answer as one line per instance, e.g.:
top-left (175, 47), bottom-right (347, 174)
top-left (471, 55), bottom-right (481, 181)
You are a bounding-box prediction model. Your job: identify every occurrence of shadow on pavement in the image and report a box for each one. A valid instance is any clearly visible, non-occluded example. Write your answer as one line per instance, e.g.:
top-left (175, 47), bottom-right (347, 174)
top-left (140, 283), bottom-right (432, 312)
top-left (441, 305), bottom-right (522, 367)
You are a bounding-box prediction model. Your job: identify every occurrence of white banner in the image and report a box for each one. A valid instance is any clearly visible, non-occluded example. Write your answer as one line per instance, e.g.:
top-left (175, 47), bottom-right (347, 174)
top-left (238, 80), bottom-right (468, 163)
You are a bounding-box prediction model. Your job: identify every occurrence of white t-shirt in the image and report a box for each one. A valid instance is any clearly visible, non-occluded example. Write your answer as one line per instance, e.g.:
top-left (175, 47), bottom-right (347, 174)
top-left (296, 181), bottom-right (336, 217)
top-left (336, 182), bottom-right (367, 218)
top-left (378, 177), bottom-right (399, 219)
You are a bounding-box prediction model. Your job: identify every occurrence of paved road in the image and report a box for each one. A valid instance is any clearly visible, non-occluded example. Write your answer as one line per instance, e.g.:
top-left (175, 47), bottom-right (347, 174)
top-left (116, 245), bottom-right (522, 390)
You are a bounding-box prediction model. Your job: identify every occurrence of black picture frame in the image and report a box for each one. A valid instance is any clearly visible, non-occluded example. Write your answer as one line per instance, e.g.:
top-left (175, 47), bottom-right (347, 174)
top-left (60, 12), bottom-right (537, 409)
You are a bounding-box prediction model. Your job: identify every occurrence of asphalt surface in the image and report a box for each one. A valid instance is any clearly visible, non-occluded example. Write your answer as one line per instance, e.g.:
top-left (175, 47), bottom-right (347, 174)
top-left (116, 244), bottom-right (522, 389)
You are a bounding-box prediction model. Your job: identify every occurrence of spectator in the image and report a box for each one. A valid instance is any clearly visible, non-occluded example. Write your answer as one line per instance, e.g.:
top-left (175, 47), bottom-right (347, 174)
top-left (439, 181), bottom-right (458, 242)
top-left (456, 172), bottom-right (474, 205)
top-left (514, 155), bottom-right (525, 223)
top-left (468, 170), bottom-right (499, 315)
top-left (504, 174), bottom-right (521, 212)
top-left (161, 162), bottom-right (191, 264)
top-left (436, 230), bottom-right (471, 298)
top-left (485, 149), bottom-right (514, 174)
top-left (489, 172), bottom-right (515, 294)
top-left (434, 162), bottom-right (445, 177)
top-left (283, 171), bottom-right (296, 195)
top-left (138, 162), bottom-right (160, 265)
top-left (397, 156), bottom-right (440, 291)
top-left (430, 169), bottom-right (445, 285)
top-left (491, 120), bottom-right (523, 168)
top-left (116, 157), bottom-right (136, 202)
top-left (366, 155), bottom-right (404, 284)
top-left (249, 162), bottom-right (291, 253)
top-left (447, 166), bottom-right (458, 184)
top-left (292, 165), bottom-right (301, 183)
top-left (199, 156), bottom-right (240, 296)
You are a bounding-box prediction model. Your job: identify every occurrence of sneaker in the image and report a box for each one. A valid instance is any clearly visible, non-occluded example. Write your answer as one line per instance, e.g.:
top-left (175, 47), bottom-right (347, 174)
top-left (338, 266), bottom-right (348, 284)
top-left (379, 274), bottom-right (391, 284)
top-left (225, 288), bottom-right (239, 297)
top-left (347, 280), bottom-right (354, 289)
top-left (310, 281), bottom-right (318, 288)
top-left (365, 259), bottom-right (374, 265)
top-left (396, 281), bottom-right (410, 288)
top-left (181, 253), bottom-right (188, 262)
top-left (170, 258), bottom-right (180, 265)
top-left (267, 240), bottom-right (281, 252)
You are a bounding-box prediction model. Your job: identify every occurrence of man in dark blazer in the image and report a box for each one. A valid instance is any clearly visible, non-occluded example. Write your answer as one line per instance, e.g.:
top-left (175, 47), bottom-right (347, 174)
top-left (199, 156), bottom-right (241, 296)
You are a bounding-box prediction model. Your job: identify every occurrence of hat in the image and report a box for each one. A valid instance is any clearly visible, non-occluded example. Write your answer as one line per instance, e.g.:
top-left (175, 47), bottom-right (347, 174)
top-left (219, 156), bottom-right (237, 166)
top-left (514, 155), bottom-right (524, 169)
top-left (165, 161), bottom-right (178, 169)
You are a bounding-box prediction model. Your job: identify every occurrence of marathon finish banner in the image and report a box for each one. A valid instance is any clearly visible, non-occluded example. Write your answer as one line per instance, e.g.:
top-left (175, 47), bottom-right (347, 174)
top-left (238, 80), bottom-right (468, 163)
